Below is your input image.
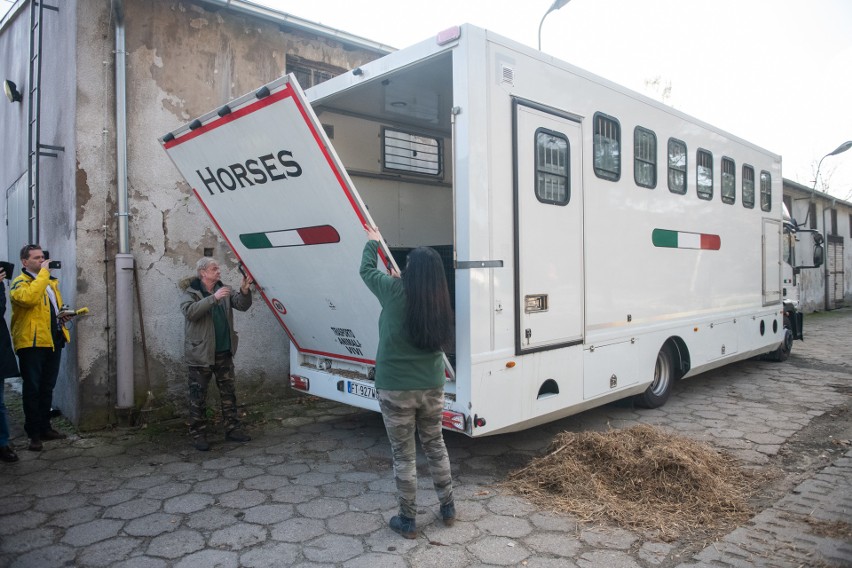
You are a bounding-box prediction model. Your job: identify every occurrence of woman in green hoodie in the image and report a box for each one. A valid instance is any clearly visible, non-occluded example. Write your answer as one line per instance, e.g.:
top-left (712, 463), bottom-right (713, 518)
top-left (360, 227), bottom-right (455, 539)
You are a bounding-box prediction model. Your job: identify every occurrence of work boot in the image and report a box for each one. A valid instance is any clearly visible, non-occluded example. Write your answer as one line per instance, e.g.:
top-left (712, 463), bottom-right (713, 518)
top-left (389, 515), bottom-right (417, 539)
top-left (28, 438), bottom-right (43, 452)
top-left (440, 501), bottom-right (456, 527)
top-left (41, 429), bottom-right (67, 441)
top-left (0, 445), bottom-right (19, 462)
top-left (225, 429), bottom-right (251, 443)
top-left (193, 435), bottom-right (210, 452)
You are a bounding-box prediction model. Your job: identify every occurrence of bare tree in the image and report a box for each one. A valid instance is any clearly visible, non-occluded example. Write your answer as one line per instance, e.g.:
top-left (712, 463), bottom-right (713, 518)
top-left (644, 76), bottom-right (672, 106)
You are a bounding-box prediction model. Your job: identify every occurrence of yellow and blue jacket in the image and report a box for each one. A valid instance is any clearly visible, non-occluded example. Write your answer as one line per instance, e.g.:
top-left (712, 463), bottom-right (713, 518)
top-left (10, 269), bottom-right (70, 351)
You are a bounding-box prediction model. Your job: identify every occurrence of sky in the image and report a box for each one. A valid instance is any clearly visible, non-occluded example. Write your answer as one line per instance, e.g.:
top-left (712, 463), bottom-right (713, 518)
top-left (256, 0), bottom-right (852, 201)
top-left (1, 0), bottom-right (849, 199)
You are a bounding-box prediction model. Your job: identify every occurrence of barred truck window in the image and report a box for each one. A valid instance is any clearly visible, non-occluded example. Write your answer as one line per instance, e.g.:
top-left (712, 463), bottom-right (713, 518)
top-left (696, 149), bottom-right (713, 200)
top-left (668, 138), bottom-right (687, 194)
top-left (593, 112), bottom-right (621, 181)
top-left (535, 128), bottom-right (570, 205)
top-left (742, 165), bottom-right (755, 209)
top-left (721, 157), bottom-right (736, 204)
top-left (634, 126), bottom-right (657, 189)
top-left (760, 171), bottom-right (772, 212)
top-left (382, 128), bottom-right (442, 177)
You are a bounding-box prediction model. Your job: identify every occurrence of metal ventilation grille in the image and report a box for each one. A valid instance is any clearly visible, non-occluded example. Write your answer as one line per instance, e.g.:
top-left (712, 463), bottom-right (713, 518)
top-left (501, 65), bottom-right (515, 85)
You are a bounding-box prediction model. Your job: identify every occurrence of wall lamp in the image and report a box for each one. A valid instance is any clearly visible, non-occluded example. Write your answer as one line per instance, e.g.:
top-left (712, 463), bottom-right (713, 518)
top-left (4, 79), bottom-right (23, 103)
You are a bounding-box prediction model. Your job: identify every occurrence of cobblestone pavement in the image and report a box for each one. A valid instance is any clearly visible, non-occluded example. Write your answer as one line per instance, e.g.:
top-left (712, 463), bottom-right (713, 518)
top-left (1, 309), bottom-right (850, 568)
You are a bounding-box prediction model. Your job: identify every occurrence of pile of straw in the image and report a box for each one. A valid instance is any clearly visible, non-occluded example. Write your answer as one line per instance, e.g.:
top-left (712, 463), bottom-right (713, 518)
top-left (504, 424), bottom-right (762, 541)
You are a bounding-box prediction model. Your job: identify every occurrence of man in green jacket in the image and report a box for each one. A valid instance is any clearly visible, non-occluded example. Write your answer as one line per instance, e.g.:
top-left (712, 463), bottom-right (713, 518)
top-left (180, 257), bottom-right (253, 451)
top-left (10, 244), bottom-right (72, 452)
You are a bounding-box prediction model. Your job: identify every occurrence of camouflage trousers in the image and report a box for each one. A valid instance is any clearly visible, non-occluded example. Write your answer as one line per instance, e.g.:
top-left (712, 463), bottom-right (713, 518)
top-left (187, 352), bottom-right (240, 438)
top-left (377, 387), bottom-right (454, 519)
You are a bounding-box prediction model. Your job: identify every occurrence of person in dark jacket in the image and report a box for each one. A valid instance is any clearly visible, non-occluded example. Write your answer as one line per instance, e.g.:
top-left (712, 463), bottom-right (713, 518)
top-left (1, 265), bottom-right (20, 462)
top-left (180, 257), bottom-right (253, 451)
top-left (360, 227), bottom-right (456, 539)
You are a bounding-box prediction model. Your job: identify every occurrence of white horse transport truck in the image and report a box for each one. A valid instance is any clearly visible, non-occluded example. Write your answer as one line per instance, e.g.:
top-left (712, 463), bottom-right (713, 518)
top-left (161, 24), bottom-right (823, 436)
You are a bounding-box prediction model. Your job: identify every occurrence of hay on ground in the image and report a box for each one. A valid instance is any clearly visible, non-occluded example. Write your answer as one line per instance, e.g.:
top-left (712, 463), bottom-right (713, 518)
top-left (503, 423), bottom-right (763, 541)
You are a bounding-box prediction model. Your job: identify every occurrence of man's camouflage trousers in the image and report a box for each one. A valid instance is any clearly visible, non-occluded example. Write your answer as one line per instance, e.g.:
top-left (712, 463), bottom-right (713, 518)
top-left (377, 387), bottom-right (454, 519)
top-left (187, 352), bottom-right (240, 439)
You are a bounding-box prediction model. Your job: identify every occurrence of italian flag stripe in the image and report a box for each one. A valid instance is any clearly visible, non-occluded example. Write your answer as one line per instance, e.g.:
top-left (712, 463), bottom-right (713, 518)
top-left (652, 229), bottom-right (721, 250)
top-left (240, 225), bottom-right (341, 249)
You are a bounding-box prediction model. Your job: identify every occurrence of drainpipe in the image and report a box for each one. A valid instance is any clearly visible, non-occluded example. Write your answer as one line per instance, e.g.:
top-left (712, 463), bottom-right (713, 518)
top-left (114, 0), bottom-right (134, 410)
top-left (822, 201), bottom-right (835, 312)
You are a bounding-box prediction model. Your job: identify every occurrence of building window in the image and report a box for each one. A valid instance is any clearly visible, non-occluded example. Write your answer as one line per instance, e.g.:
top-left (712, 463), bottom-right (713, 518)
top-left (634, 127), bottom-right (656, 189)
top-left (696, 149), bottom-right (713, 200)
top-left (286, 55), bottom-right (346, 89)
top-left (849, 213), bottom-right (852, 238)
top-left (535, 128), bottom-right (570, 205)
top-left (742, 165), bottom-right (755, 209)
top-left (783, 195), bottom-right (792, 215)
top-left (593, 112), bottom-right (620, 181)
top-left (721, 157), bottom-right (736, 204)
top-left (382, 128), bottom-right (442, 177)
top-left (667, 138), bottom-right (687, 194)
top-left (760, 171), bottom-right (771, 211)
top-left (809, 203), bottom-right (817, 229)
top-left (830, 208), bottom-right (837, 235)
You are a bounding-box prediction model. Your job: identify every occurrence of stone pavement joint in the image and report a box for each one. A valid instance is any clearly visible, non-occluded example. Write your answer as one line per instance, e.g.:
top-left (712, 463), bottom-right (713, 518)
top-left (0, 308), bottom-right (851, 567)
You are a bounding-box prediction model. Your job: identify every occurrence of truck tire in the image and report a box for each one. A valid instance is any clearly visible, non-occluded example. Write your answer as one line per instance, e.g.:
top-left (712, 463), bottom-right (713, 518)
top-left (634, 344), bottom-right (675, 409)
top-left (767, 317), bottom-right (793, 362)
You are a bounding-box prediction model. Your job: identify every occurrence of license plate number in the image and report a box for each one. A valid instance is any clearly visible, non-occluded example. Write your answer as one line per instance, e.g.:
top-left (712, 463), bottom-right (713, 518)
top-left (347, 381), bottom-right (377, 400)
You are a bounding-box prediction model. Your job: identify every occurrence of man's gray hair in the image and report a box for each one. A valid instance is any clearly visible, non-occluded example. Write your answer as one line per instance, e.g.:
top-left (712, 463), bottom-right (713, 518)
top-left (196, 257), bottom-right (218, 278)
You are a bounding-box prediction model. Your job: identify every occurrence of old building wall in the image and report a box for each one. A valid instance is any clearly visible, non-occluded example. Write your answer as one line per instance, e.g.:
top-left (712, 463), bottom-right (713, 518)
top-left (1, 1), bottom-right (79, 422)
top-left (784, 182), bottom-right (852, 313)
top-left (74, 0), bottom-right (383, 429)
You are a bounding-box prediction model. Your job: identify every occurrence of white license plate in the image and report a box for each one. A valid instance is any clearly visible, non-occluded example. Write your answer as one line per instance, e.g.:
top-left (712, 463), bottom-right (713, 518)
top-left (347, 381), bottom-right (377, 400)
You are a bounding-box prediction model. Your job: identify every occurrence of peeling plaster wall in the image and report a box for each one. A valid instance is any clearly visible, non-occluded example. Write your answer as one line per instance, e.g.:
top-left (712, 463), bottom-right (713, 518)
top-left (74, 0), bottom-right (383, 429)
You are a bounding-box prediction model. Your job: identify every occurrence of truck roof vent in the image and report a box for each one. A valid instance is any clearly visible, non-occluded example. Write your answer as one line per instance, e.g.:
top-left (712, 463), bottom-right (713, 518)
top-left (501, 65), bottom-right (515, 86)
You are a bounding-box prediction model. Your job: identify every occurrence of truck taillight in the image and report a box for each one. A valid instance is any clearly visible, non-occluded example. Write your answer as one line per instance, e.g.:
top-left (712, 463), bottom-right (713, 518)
top-left (441, 411), bottom-right (466, 431)
top-left (290, 375), bottom-right (310, 391)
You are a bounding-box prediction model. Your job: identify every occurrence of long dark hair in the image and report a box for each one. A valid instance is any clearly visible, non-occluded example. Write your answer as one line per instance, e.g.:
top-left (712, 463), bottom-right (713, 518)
top-left (402, 247), bottom-right (453, 352)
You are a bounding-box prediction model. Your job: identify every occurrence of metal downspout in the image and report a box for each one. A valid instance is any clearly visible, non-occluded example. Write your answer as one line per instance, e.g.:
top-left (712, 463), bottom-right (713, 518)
top-left (113, 0), bottom-right (134, 409)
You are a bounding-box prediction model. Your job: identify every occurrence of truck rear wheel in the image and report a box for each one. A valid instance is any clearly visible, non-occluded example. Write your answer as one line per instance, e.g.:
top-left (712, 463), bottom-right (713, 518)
top-left (634, 344), bottom-right (675, 409)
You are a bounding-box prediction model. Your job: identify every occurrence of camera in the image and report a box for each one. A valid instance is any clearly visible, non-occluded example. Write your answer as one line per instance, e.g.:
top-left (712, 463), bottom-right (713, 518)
top-left (42, 250), bottom-right (61, 269)
top-left (0, 261), bottom-right (13, 279)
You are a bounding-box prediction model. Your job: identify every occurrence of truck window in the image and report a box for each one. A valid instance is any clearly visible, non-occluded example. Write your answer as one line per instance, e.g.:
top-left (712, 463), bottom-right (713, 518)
top-left (382, 128), bottom-right (443, 177)
top-left (760, 171), bottom-right (772, 212)
top-left (742, 165), bottom-right (755, 208)
top-left (667, 138), bottom-right (687, 194)
top-left (721, 157), bottom-right (735, 204)
top-left (593, 112), bottom-right (620, 181)
top-left (783, 228), bottom-right (794, 265)
top-left (634, 126), bottom-right (657, 189)
top-left (696, 149), bottom-right (713, 200)
top-left (535, 128), bottom-right (570, 204)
